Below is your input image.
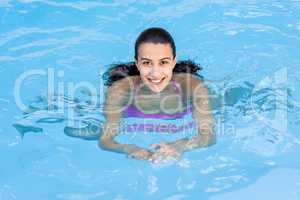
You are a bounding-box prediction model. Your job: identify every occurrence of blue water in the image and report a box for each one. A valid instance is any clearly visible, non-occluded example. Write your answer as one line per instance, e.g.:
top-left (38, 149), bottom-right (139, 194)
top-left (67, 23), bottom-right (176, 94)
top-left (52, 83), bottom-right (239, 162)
top-left (1, 1), bottom-right (300, 199)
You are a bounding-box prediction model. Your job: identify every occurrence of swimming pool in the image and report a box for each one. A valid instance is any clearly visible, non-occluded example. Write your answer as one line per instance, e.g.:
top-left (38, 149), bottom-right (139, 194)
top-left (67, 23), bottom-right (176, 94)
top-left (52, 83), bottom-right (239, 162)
top-left (1, 0), bottom-right (300, 199)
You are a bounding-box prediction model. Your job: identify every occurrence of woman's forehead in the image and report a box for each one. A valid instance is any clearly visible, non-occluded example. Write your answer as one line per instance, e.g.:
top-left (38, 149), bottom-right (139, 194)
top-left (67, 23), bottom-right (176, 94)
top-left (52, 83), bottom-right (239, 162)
top-left (137, 43), bottom-right (173, 59)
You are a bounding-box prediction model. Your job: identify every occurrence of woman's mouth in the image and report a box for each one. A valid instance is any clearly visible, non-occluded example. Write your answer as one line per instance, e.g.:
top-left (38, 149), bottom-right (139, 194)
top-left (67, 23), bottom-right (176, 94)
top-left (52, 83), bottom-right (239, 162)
top-left (148, 77), bottom-right (165, 84)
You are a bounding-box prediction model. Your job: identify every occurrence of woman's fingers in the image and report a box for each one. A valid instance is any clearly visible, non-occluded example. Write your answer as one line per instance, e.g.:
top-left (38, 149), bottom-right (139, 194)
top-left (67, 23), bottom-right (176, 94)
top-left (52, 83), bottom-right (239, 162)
top-left (149, 149), bottom-right (170, 163)
top-left (148, 144), bottom-right (182, 163)
top-left (127, 143), bottom-right (181, 163)
top-left (149, 153), bottom-right (176, 164)
top-left (128, 149), bottom-right (152, 160)
top-left (150, 142), bottom-right (168, 150)
top-left (149, 154), bottom-right (164, 164)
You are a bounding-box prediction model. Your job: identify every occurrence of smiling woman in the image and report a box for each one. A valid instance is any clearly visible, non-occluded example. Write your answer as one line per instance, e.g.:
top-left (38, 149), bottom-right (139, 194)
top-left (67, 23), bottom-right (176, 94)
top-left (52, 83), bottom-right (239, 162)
top-left (4, 1), bottom-right (298, 198)
top-left (98, 27), bottom-right (216, 163)
top-left (136, 43), bottom-right (176, 93)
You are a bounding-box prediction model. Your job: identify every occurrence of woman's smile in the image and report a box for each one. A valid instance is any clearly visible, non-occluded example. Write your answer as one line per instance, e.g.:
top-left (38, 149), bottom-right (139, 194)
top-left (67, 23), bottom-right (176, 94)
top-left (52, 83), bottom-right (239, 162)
top-left (135, 43), bottom-right (176, 93)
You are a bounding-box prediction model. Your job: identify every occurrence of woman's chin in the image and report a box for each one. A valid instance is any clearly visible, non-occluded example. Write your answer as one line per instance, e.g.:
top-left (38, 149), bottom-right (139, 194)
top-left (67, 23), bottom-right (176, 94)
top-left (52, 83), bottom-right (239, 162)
top-left (148, 83), bottom-right (167, 93)
top-left (142, 78), bottom-right (170, 93)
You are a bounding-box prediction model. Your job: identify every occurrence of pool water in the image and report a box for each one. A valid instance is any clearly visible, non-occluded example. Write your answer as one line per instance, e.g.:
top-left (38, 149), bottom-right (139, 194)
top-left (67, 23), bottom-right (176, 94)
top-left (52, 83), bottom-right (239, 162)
top-left (1, 1), bottom-right (300, 199)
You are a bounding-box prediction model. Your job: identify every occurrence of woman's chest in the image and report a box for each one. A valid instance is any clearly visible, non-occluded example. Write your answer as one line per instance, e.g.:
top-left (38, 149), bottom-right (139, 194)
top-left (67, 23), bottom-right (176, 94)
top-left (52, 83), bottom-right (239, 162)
top-left (133, 93), bottom-right (185, 114)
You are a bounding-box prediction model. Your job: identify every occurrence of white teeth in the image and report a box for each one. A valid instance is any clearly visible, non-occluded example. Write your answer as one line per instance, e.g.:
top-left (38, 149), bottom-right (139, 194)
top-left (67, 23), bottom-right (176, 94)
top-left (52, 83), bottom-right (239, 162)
top-left (149, 78), bottom-right (164, 83)
top-left (151, 79), bottom-right (161, 83)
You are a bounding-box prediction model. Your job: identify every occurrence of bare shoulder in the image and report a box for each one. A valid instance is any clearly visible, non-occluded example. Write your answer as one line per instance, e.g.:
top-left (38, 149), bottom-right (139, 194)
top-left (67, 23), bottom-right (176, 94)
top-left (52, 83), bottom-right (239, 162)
top-left (107, 76), bottom-right (138, 94)
top-left (104, 76), bottom-right (139, 110)
top-left (173, 73), bottom-right (205, 89)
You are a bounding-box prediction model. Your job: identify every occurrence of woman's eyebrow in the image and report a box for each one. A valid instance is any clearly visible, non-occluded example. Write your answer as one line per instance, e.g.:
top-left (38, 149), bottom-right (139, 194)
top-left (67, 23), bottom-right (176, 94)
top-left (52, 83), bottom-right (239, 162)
top-left (140, 58), bottom-right (151, 61)
top-left (140, 57), bottom-right (171, 61)
top-left (160, 57), bottom-right (171, 60)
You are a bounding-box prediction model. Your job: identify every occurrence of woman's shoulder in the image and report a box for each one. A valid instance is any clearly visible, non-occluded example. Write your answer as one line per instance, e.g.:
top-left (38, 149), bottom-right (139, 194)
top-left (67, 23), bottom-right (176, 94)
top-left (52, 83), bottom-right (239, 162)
top-left (107, 75), bottom-right (139, 92)
top-left (173, 73), bottom-right (208, 98)
top-left (173, 73), bottom-right (204, 86)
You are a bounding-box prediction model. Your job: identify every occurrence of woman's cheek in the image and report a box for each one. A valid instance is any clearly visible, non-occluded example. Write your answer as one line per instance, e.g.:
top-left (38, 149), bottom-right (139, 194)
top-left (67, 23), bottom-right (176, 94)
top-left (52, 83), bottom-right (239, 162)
top-left (140, 68), bottom-right (150, 76)
top-left (164, 68), bottom-right (173, 76)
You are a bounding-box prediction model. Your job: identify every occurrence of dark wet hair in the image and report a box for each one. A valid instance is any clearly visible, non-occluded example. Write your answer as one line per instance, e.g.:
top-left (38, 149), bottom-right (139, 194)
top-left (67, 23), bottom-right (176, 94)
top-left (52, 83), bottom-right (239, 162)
top-left (134, 27), bottom-right (176, 60)
top-left (103, 60), bottom-right (202, 86)
top-left (103, 27), bottom-right (203, 86)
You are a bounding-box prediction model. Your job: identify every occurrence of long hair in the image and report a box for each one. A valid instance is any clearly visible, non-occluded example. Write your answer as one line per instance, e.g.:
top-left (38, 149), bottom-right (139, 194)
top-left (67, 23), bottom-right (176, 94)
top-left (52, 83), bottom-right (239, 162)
top-left (103, 27), bottom-right (203, 86)
top-left (103, 59), bottom-right (203, 86)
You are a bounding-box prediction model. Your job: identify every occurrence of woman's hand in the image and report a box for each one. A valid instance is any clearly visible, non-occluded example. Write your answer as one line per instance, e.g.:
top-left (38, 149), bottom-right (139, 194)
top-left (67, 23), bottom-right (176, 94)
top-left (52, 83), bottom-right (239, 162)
top-left (125, 144), bottom-right (153, 160)
top-left (148, 142), bottom-right (182, 164)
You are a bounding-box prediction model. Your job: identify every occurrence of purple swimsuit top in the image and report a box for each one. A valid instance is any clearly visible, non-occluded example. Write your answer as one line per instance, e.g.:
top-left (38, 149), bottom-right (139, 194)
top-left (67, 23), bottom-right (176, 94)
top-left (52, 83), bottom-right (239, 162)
top-left (123, 79), bottom-right (192, 119)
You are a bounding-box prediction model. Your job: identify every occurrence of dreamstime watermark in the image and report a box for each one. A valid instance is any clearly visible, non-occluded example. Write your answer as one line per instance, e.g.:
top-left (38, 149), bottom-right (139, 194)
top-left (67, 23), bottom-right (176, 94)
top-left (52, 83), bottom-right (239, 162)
top-left (13, 67), bottom-right (288, 137)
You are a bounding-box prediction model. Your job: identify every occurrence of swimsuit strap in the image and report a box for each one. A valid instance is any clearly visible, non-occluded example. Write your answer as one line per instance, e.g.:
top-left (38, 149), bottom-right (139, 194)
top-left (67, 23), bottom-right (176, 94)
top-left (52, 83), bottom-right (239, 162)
top-left (172, 78), bottom-right (189, 106)
top-left (171, 78), bottom-right (181, 95)
top-left (133, 78), bottom-right (142, 98)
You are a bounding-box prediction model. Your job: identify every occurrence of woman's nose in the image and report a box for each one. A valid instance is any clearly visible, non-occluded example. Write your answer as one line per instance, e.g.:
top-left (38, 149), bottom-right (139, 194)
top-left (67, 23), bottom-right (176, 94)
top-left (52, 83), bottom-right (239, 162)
top-left (149, 65), bottom-right (161, 77)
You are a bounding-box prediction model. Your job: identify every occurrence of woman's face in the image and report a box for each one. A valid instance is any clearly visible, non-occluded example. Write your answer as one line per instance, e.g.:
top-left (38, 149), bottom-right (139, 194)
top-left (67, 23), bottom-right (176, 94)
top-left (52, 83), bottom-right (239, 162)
top-left (135, 42), bottom-right (176, 93)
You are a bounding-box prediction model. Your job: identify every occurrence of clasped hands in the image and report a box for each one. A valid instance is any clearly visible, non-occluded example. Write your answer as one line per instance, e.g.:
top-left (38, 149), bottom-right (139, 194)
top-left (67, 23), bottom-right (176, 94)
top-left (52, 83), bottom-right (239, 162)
top-left (127, 142), bottom-right (183, 164)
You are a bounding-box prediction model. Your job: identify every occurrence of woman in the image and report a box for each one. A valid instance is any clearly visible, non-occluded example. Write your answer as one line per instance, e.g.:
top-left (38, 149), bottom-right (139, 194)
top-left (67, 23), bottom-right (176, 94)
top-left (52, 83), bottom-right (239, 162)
top-left (99, 27), bottom-right (215, 163)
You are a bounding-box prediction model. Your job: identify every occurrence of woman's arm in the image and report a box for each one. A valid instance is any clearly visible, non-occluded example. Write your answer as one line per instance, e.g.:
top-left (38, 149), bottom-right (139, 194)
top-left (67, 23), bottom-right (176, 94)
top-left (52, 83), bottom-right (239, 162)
top-left (148, 74), bottom-right (215, 163)
top-left (98, 77), bottom-right (134, 153)
top-left (168, 74), bottom-right (216, 153)
top-left (98, 77), bottom-right (152, 159)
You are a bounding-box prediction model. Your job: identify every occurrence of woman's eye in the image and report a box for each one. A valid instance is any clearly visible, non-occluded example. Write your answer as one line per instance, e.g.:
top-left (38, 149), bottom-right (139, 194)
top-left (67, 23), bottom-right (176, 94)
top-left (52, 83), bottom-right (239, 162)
top-left (161, 61), bottom-right (169, 65)
top-left (142, 61), bottom-right (150, 65)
